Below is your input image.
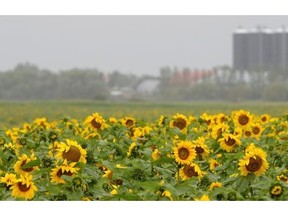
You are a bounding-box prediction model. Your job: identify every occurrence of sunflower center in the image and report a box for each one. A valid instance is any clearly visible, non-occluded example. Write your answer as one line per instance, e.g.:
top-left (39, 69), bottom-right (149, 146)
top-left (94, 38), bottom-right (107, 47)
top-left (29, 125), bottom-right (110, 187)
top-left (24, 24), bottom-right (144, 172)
top-left (125, 119), bottom-right (134, 127)
top-left (91, 119), bottom-right (101, 129)
top-left (271, 186), bottom-right (282, 196)
top-left (21, 160), bottom-right (34, 172)
top-left (246, 156), bottom-right (262, 172)
top-left (62, 146), bottom-right (81, 162)
top-left (178, 148), bottom-right (189, 160)
top-left (195, 146), bottom-right (204, 154)
top-left (244, 131), bottom-right (252, 137)
top-left (173, 118), bottom-right (187, 130)
top-left (56, 169), bottom-right (73, 178)
top-left (225, 137), bottom-right (236, 146)
top-left (261, 116), bottom-right (267, 122)
top-left (183, 165), bottom-right (198, 177)
top-left (252, 127), bottom-right (260, 135)
top-left (18, 182), bottom-right (31, 192)
top-left (238, 115), bottom-right (249, 125)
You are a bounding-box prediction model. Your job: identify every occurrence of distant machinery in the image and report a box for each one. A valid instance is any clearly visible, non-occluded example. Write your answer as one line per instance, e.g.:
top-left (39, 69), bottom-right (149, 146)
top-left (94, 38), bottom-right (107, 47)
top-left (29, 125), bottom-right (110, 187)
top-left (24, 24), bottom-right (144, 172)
top-left (233, 26), bottom-right (288, 72)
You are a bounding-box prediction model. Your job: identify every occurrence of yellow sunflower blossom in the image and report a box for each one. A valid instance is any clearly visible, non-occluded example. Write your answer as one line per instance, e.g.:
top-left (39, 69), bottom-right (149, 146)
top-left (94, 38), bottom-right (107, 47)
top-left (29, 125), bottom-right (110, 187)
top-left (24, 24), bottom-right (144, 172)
top-left (10, 175), bottom-right (38, 200)
top-left (173, 140), bottom-right (196, 165)
top-left (50, 160), bottom-right (80, 184)
top-left (238, 144), bottom-right (269, 176)
top-left (55, 139), bottom-right (87, 163)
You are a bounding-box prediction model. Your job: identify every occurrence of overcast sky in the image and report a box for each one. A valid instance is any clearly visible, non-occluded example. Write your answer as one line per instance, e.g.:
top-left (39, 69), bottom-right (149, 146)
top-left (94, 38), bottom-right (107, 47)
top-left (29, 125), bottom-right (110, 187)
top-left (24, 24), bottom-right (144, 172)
top-left (0, 16), bottom-right (287, 75)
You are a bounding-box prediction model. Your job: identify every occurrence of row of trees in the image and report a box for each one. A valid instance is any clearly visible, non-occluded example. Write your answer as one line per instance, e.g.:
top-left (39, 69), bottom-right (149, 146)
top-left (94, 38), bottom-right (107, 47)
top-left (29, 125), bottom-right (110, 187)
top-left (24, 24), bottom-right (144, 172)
top-left (0, 63), bottom-right (138, 100)
top-left (157, 66), bottom-right (288, 101)
top-left (1, 63), bottom-right (288, 101)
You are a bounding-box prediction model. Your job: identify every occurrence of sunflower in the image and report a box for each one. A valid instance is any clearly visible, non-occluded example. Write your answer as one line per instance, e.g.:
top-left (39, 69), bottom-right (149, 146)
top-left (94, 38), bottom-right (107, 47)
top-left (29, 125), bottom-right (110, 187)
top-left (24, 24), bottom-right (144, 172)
top-left (10, 175), bottom-right (38, 200)
top-left (0, 173), bottom-right (17, 187)
top-left (122, 117), bottom-right (136, 128)
top-left (233, 110), bottom-right (253, 128)
top-left (200, 113), bottom-right (214, 128)
top-left (84, 112), bottom-right (108, 131)
top-left (173, 141), bottom-right (196, 165)
top-left (209, 181), bottom-right (222, 191)
top-left (270, 184), bottom-right (283, 198)
top-left (219, 133), bottom-right (241, 152)
top-left (103, 169), bottom-right (113, 179)
top-left (211, 123), bottom-right (229, 139)
top-left (215, 113), bottom-right (228, 124)
top-left (238, 144), bottom-right (269, 176)
top-left (179, 163), bottom-right (205, 180)
top-left (194, 194), bottom-right (210, 201)
top-left (162, 190), bottom-right (173, 200)
top-left (109, 117), bottom-right (118, 124)
top-left (277, 174), bottom-right (288, 183)
top-left (209, 159), bottom-right (221, 171)
top-left (169, 113), bottom-right (189, 132)
top-left (250, 123), bottom-right (264, 138)
top-left (127, 142), bottom-right (137, 157)
top-left (158, 115), bottom-right (168, 127)
top-left (260, 114), bottom-right (271, 124)
top-left (50, 160), bottom-right (80, 184)
top-left (14, 153), bottom-right (38, 176)
top-left (193, 136), bottom-right (210, 159)
top-left (243, 128), bottom-right (252, 138)
top-left (55, 139), bottom-right (87, 163)
top-left (152, 148), bottom-right (160, 160)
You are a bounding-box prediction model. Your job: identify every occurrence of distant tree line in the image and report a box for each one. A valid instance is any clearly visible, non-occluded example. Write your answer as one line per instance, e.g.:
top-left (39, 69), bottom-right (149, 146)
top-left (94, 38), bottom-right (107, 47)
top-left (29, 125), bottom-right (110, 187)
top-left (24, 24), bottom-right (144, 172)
top-left (157, 65), bottom-right (288, 102)
top-left (0, 63), bottom-right (138, 100)
top-left (1, 63), bottom-right (288, 101)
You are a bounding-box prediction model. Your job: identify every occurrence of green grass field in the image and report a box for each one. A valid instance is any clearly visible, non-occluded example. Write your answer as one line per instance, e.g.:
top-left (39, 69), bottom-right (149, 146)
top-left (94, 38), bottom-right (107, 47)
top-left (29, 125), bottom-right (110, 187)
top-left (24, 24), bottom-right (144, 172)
top-left (1, 100), bottom-right (288, 128)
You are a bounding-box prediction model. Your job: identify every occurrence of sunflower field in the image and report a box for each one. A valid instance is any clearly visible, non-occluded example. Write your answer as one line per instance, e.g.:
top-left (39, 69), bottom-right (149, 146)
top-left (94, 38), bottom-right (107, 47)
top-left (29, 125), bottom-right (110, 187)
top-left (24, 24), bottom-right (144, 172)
top-left (1, 109), bottom-right (288, 201)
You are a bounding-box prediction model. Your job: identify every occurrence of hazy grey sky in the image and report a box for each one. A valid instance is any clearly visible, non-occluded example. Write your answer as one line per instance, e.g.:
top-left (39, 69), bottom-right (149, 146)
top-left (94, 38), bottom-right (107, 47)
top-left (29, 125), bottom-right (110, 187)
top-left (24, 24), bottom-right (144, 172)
top-left (0, 16), bottom-right (287, 75)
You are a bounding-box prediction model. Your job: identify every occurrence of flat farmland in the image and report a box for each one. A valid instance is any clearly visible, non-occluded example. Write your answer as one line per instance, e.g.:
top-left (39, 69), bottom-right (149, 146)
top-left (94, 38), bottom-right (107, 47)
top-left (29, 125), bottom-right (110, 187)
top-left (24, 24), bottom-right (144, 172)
top-left (1, 100), bottom-right (288, 128)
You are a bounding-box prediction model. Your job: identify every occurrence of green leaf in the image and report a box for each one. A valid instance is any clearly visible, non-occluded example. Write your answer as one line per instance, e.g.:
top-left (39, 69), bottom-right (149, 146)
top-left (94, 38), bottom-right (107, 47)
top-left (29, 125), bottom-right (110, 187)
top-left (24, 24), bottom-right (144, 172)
top-left (21, 159), bottom-right (41, 169)
top-left (152, 156), bottom-right (175, 165)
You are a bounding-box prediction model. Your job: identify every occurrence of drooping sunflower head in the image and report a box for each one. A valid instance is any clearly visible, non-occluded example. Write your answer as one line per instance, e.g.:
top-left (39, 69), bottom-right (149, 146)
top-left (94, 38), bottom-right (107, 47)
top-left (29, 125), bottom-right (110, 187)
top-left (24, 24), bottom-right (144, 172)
top-left (10, 175), bottom-right (38, 200)
top-left (14, 153), bottom-right (38, 176)
top-left (173, 140), bottom-right (196, 165)
top-left (55, 139), bottom-right (87, 163)
top-left (50, 160), bottom-right (80, 184)
top-left (219, 133), bottom-right (241, 152)
top-left (158, 115), bottom-right (168, 127)
top-left (84, 112), bottom-right (108, 131)
top-left (169, 113), bottom-right (189, 131)
top-left (238, 145), bottom-right (269, 176)
top-left (179, 163), bottom-right (205, 180)
top-left (233, 110), bottom-right (253, 128)
top-left (193, 136), bottom-right (210, 159)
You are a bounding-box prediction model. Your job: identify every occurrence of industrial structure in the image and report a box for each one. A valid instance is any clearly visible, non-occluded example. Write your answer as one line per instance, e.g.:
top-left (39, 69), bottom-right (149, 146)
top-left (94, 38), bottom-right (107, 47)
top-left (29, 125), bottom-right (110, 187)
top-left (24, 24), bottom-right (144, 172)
top-left (233, 26), bottom-right (288, 72)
